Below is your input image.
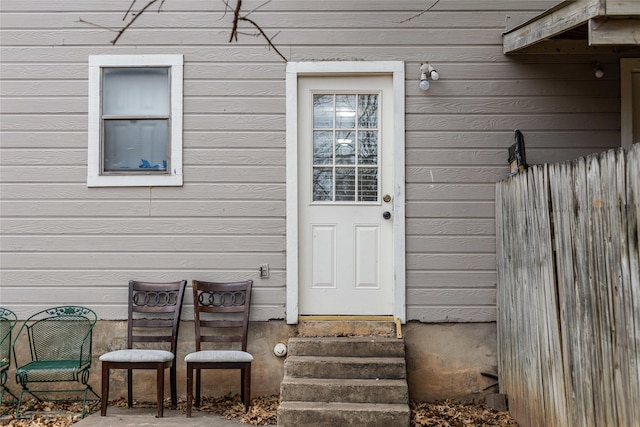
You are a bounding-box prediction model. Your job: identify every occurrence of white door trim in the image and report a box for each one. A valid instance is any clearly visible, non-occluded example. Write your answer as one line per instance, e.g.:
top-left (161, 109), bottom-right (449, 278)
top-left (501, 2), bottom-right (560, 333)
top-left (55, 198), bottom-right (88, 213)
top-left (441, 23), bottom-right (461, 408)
top-left (285, 61), bottom-right (406, 324)
top-left (621, 58), bottom-right (640, 148)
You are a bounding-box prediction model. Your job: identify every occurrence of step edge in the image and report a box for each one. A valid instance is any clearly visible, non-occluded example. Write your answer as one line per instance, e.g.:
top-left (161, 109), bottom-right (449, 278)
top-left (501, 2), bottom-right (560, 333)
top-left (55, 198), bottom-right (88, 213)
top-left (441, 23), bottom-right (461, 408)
top-left (281, 377), bottom-right (407, 384)
top-left (285, 355), bottom-right (406, 362)
top-left (278, 401), bottom-right (410, 410)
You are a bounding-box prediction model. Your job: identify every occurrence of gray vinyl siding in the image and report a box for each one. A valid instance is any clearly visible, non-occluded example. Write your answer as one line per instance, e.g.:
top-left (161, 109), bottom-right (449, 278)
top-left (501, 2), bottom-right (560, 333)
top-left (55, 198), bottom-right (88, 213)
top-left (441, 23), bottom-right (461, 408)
top-left (0, 0), bottom-right (624, 321)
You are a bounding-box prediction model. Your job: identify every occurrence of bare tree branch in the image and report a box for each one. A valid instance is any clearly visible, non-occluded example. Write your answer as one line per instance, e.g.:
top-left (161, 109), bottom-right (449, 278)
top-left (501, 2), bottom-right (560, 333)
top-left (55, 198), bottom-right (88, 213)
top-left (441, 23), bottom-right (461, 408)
top-left (243, 0), bottom-right (273, 19)
top-left (238, 15), bottom-right (287, 61)
top-left (85, 0), bottom-right (287, 61)
top-left (123, 0), bottom-right (138, 21)
top-left (226, 0), bottom-right (286, 61)
top-left (77, 18), bottom-right (119, 33)
top-left (112, 0), bottom-right (163, 45)
top-left (398, 0), bottom-right (441, 24)
top-left (228, 0), bottom-right (243, 42)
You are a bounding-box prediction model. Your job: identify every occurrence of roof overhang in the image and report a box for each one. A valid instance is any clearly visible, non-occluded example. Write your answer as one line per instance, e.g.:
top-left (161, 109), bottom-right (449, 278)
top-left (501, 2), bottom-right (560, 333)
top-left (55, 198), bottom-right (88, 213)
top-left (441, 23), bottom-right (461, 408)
top-left (503, 0), bottom-right (640, 54)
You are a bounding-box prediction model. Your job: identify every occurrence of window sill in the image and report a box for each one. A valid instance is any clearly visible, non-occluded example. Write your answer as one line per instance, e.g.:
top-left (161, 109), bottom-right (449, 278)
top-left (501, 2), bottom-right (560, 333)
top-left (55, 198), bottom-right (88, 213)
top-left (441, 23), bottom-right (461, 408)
top-left (87, 172), bottom-right (183, 188)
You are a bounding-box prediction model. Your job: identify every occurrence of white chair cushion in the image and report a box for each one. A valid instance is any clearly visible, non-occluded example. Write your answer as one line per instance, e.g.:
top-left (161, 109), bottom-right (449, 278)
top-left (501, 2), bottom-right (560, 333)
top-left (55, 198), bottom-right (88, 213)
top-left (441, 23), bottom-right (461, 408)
top-left (99, 349), bottom-right (174, 363)
top-left (184, 350), bottom-right (253, 363)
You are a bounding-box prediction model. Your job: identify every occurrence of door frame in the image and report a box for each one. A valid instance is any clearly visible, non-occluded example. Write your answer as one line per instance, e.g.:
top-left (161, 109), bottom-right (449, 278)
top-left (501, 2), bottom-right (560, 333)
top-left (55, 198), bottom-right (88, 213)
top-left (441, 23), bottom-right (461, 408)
top-left (285, 61), bottom-right (406, 324)
top-left (621, 58), bottom-right (640, 148)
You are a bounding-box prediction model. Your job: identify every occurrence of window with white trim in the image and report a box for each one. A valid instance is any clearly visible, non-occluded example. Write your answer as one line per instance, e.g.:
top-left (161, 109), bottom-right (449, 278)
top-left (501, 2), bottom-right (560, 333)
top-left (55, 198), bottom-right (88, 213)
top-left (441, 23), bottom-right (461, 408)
top-left (88, 55), bottom-right (183, 187)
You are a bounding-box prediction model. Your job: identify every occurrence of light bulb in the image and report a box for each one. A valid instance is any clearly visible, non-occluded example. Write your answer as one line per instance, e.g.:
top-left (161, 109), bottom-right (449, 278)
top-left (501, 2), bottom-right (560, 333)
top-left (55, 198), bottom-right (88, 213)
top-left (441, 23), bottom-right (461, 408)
top-left (430, 70), bottom-right (440, 81)
top-left (419, 73), bottom-right (430, 91)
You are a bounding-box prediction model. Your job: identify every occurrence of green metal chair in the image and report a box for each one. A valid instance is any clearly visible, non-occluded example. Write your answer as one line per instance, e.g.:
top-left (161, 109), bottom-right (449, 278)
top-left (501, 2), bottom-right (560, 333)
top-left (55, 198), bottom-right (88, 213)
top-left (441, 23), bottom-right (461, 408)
top-left (12, 306), bottom-right (100, 418)
top-left (0, 307), bottom-right (18, 406)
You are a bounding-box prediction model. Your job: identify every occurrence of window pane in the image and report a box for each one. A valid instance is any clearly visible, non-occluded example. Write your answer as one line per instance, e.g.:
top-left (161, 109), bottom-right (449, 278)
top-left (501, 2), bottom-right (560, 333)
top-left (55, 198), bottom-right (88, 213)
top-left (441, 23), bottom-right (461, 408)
top-left (313, 131), bottom-right (333, 165)
top-left (358, 131), bottom-right (378, 165)
top-left (104, 119), bottom-right (168, 171)
top-left (336, 95), bottom-right (356, 128)
top-left (313, 168), bottom-right (333, 201)
top-left (335, 168), bottom-right (355, 201)
top-left (358, 95), bottom-right (378, 128)
top-left (310, 92), bottom-right (380, 204)
top-left (358, 168), bottom-right (378, 201)
top-left (313, 95), bottom-right (334, 128)
top-left (335, 131), bottom-right (355, 165)
top-left (103, 68), bottom-right (169, 116)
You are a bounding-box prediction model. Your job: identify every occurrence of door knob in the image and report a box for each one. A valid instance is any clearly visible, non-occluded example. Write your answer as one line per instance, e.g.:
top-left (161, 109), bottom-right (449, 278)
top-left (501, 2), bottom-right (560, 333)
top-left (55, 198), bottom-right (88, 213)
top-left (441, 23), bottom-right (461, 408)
top-left (382, 211), bottom-right (391, 220)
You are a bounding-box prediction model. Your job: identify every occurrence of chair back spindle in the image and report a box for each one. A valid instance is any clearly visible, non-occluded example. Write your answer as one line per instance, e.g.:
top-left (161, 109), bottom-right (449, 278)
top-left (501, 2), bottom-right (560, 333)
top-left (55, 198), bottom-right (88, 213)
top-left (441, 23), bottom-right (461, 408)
top-left (193, 281), bottom-right (252, 353)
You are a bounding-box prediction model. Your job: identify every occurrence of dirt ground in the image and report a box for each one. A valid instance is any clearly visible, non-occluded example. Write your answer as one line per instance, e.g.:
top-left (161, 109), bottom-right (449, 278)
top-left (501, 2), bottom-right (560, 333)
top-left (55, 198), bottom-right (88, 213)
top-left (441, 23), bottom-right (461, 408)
top-left (1, 395), bottom-right (519, 426)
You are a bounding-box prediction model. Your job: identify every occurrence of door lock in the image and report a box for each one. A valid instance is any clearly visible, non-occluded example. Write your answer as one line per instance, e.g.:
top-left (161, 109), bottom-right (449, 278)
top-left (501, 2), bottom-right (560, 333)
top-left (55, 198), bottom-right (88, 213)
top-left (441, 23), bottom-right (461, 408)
top-left (383, 194), bottom-right (392, 203)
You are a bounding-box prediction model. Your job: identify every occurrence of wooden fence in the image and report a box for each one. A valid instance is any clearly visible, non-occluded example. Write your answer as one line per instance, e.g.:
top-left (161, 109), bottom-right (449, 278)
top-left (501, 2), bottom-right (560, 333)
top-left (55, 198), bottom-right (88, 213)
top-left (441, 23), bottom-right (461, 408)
top-left (496, 144), bottom-right (640, 427)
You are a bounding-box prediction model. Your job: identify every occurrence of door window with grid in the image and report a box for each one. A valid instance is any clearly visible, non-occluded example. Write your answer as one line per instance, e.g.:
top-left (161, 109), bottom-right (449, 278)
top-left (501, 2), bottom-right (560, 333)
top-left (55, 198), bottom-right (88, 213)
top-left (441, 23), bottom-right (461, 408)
top-left (312, 93), bottom-right (380, 203)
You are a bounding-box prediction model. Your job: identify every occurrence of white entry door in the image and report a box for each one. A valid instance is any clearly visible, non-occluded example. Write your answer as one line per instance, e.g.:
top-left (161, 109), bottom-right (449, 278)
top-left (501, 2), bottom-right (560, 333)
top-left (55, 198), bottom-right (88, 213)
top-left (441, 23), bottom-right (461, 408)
top-left (297, 76), bottom-right (394, 315)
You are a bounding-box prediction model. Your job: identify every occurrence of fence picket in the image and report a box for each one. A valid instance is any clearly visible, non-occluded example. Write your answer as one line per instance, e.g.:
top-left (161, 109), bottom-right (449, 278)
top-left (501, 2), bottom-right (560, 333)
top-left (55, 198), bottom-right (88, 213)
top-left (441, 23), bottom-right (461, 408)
top-left (496, 145), bottom-right (640, 427)
top-left (627, 145), bottom-right (640, 426)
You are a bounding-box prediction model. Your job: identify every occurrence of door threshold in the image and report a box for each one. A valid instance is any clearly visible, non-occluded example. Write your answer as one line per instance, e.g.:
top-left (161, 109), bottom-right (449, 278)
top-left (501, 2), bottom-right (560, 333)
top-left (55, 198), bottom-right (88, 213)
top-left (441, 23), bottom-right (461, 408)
top-left (298, 315), bottom-right (394, 322)
top-left (297, 315), bottom-right (402, 338)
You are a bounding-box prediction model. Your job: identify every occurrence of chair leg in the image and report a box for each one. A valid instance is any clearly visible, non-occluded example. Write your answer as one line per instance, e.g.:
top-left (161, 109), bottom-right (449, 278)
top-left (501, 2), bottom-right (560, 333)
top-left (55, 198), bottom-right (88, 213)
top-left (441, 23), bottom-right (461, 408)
top-left (186, 363), bottom-right (193, 417)
top-left (127, 368), bottom-right (133, 408)
top-left (195, 368), bottom-right (201, 407)
top-left (240, 369), bottom-right (245, 403)
top-left (81, 385), bottom-right (89, 419)
top-left (243, 365), bottom-right (251, 412)
top-left (156, 363), bottom-right (164, 418)
top-left (0, 370), bottom-right (18, 406)
top-left (170, 363), bottom-right (177, 409)
top-left (101, 363), bottom-right (109, 416)
top-left (0, 385), bottom-right (18, 406)
top-left (15, 388), bottom-right (25, 419)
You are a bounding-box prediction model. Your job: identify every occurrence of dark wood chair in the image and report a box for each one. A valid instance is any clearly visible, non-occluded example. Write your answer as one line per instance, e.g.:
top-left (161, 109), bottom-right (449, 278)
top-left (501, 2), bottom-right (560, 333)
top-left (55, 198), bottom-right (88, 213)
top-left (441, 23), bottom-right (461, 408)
top-left (185, 280), bottom-right (253, 416)
top-left (99, 280), bottom-right (186, 418)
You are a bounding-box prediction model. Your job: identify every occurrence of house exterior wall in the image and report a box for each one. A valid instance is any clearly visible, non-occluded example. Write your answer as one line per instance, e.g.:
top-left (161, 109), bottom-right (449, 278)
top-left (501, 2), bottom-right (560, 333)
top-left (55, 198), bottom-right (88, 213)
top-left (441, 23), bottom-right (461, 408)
top-left (0, 0), bottom-right (634, 401)
top-left (40, 320), bottom-right (497, 403)
top-left (2, 0), bottom-right (625, 321)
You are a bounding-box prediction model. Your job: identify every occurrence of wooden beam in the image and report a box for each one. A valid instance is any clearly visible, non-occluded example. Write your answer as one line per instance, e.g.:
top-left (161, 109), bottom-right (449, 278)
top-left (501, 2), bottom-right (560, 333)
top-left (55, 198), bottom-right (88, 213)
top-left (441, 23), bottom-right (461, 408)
top-left (503, 0), bottom-right (603, 53)
top-left (508, 38), bottom-right (636, 54)
top-left (590, 18), bottom-right (640, 45)
top-left (505, 12), bottom-right (552, 33)
top-left (605, 0), bottom-right (640, 15)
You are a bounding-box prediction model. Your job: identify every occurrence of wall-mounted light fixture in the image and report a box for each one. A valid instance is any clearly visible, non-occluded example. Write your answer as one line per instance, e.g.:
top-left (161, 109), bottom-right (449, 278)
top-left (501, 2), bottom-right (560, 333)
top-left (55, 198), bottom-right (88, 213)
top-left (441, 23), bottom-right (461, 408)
top-left (593, 62), bottom-right (604, 79)
top-left (419, 62), bottom-right (439, 91)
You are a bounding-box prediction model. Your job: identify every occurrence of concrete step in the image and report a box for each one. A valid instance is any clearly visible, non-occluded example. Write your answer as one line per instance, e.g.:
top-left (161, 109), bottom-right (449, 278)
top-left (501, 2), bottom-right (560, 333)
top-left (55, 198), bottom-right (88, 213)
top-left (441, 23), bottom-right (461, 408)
top-left (278, 335), bottom-right (410, 427)
top-left (284, 355), bottom-right (406, 380)
top-left (277, 401), bottom-right (410, 427)
top-left (280, 377), bottom-right (408, 404)
top-left (296, 320), bottom-right (396, 338)
top-left (288, 336), bottom-right (405, 358)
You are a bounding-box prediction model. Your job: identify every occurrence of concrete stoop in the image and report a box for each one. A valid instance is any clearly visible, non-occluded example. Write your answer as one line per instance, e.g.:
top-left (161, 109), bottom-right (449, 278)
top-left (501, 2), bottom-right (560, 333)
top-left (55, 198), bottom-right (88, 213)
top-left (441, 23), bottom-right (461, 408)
top-left (277, 402), bottom-right (410, 427)
top-left (295, 320), bottom-right (397, 338)
top-left (277, 336), bottom-right (411, 427)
